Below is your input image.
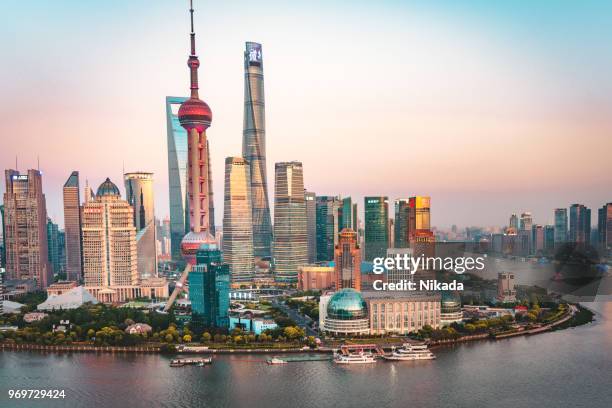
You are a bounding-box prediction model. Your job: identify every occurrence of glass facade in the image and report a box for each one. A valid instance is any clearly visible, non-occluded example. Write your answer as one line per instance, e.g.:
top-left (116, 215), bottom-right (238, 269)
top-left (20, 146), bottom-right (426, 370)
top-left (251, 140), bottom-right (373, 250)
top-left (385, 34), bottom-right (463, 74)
top-left (554, 208), bottom-right (568, 245)
top-left (364, 196), bottom-right (389, 261)
top-left (394, 198), bottom-right (410, 248)
top-left (124, 172), bottom-right (157, 279)
top-left (305, 191), bottom-right (317, 264)
top-left (222, 157), bottom-right (254, 285)
top-left (243, 42), bottom-right (272, 259)
top-left (189, 245), bottom-right (230, 328)
top-left (327, 289), bottom-right (367, 320)
top-left (316, 196), bottom-right (340, 262)
top-left (569, 204), bottom-right (591, 245)
top-left (166, 96), bottom-right (189, 261)
top-left (273, 162), bottom-right (307, 283)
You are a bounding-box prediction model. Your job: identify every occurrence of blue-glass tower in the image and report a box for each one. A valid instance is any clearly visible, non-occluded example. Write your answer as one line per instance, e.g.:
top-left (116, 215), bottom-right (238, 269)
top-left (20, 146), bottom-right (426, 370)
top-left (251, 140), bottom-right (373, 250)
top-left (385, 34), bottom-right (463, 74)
top-left (188, 243), bottom-right (230, 328)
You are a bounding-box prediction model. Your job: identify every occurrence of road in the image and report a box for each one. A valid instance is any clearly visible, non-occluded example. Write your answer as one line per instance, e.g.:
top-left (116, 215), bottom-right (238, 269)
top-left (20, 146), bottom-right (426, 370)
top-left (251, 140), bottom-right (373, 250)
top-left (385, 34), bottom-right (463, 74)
top-left (273, 300), bottom-right (318, 337)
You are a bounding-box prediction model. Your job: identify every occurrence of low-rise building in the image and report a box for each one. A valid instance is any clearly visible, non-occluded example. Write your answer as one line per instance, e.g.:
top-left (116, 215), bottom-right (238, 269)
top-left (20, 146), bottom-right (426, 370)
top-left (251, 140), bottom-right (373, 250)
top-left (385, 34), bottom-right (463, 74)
top-left (364, 291), bottom-right (441, 335)
top-left (229, 314), bottom-right (278, 335)
top-left (297, 265), bottom-right (334, 291)
top-left (46, 281), bottom-right (78, 297)
top-left (125, 323), bottom-right (153, 335)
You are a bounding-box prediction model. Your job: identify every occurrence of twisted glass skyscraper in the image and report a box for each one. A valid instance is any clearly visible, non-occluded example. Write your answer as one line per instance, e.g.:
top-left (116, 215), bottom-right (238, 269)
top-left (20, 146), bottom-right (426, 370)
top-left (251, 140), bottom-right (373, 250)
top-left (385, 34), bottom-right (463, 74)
top-left (243, 42), bottom-right (272, 259)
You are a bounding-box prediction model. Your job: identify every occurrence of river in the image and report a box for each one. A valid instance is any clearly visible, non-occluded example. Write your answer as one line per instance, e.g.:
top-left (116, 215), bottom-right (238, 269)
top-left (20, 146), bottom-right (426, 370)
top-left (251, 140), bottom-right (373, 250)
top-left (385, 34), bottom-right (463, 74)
top-left (1, 261), bottom-right (611, 407)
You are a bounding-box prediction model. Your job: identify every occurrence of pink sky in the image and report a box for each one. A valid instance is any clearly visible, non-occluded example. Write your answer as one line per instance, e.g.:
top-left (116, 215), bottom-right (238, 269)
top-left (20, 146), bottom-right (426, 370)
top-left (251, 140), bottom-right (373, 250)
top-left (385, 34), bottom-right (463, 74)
top-left (1, 1), bottom-right (611, 228)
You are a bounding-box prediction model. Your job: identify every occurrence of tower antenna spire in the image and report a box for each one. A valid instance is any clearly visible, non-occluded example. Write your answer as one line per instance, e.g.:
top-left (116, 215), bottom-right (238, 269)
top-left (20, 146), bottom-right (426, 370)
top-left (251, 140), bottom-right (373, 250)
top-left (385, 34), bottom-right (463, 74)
top-left (187, 0), bottom-right (199, 98)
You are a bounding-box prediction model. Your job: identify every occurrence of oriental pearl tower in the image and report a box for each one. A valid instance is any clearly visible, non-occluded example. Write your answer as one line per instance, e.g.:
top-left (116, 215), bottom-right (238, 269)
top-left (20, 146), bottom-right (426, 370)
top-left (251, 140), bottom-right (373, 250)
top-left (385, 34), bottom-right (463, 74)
top-left (179, 0), bottom-right (216, 265)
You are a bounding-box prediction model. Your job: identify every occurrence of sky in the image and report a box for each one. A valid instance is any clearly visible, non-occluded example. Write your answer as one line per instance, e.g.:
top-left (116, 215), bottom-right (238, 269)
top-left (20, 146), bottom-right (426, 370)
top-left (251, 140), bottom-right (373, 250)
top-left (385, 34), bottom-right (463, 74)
top-left (1, 0), bottom-right (611, 229)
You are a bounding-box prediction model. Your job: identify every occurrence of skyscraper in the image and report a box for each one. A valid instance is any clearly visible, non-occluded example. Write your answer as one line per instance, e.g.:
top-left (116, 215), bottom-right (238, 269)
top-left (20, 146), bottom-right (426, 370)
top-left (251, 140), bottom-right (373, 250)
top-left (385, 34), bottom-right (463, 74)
top-left (243, 41), bottom-right (272, 259)
top-left (63, 171), bottom-right (82, 282)
top-left (305, 190), bottom-right (317, 264)
top-left (46, 218), bottom-right (60, 276)
top-left (569, 204), bottom-right (591, 245)
top-left (544, 225), bottom-right (555, 254)
top-left (334, 228), bottom-right (361, 291)
top-left (394, 198), bottom-right (410, 248)
top-left (3, 169), bottom-right (51, 288)
top-left (82, 179), bottom-right (138, 301)
top-left (222, 157), bottom-right (254, 285)
top-left (598, 203), bottom-right (612, 252)
top-left (166, 95), bottom-right (189, 261)
top-left (364, 196), bottom-right (389, 261)
top-left (273, 162), bottom-right (307, 283)
top-left (554, 208), bottom-right (568, 246)
top-left (189, 243), bottom-right (230, 328)
top-left (509, 213), bottom-right (519, 231)
top-left (316, 196), bottom-right (340, 262)
top-left (339, 197), bottom-right (353, 230)
top-left (124, 172), bottom-right (157, 279)
top-left (178, 1), bottom-right (215, 265)
top-left (531, 224), bottom-right (544, 255)
top-left (408, 196), bottom-right (434, 258)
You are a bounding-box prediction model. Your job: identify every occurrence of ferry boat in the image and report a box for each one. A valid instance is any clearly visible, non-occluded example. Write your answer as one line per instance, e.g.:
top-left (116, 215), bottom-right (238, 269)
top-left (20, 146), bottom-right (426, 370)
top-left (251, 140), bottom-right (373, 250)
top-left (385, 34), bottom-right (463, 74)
top-left (333, 351), bottom-right (377, 365)
top-left (266, 357), bottom-right (288, 365)
top-left (170, 357), bottom-right (212, 367)
top-left (383, 343), bottom-right (436, 361)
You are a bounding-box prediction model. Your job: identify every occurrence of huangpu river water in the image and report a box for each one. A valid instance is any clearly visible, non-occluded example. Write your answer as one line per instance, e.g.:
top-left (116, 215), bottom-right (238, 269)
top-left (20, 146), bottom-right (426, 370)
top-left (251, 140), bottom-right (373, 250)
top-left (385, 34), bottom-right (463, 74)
top-left (1, 261), bottom-right (611, 408)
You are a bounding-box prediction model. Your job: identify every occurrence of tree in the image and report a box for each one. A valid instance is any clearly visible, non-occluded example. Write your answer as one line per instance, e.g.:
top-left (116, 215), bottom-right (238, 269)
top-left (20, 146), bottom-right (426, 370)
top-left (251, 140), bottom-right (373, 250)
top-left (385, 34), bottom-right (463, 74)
top-left (165, 333), bottom-right (174, 343)
top-left (183, 334), bottom-right (192, 343)
top-left (202, 332), bottom-right (211, 343)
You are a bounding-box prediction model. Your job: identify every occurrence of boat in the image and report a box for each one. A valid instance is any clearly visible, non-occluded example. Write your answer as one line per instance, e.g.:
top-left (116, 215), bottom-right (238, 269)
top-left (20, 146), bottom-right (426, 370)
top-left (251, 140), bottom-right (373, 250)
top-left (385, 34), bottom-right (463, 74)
top-left (383, 343), bottom-right (435, 361)
top-left (266, 357), bottom-right (287, 365)
top-left (170, 359), bottom-right (185, 367)
top-left (169, 357), bottom-right (212, 367)
top-left (333, 351), bottom-right (377, 365)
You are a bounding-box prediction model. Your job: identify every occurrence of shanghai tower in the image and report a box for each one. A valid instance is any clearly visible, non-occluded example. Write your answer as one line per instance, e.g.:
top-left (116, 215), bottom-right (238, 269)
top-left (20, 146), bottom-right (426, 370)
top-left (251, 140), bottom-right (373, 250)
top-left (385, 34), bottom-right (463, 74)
top-left (243, 42), bottom-right (273, 259)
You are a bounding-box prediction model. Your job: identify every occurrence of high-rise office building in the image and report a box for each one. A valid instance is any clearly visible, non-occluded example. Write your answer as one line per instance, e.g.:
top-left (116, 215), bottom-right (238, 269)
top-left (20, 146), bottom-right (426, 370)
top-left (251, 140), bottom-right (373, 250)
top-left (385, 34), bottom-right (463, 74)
top-left (243, 41), bottom-right (272, 259)
top-left (82, 179), bottom-right (138, 301)
top-left (3, 169), bottom-right (51, 288)
top-left (408, 196), bottom-right (435, 258)
top-left (544, 225), bottom-right (555, 254)
top-left (394, 198), bottom-right (410, 248)
top-left (273, 162), bottom-right (307, 283)
top-left (63, 171), bottom-right (83, 282)
top-left (519, 212), bottom-right (533, 232)
top-left (166, 95), bottom-right (189, 261)
top-left (554, 208), bottom-right (568, 246)
top-left (189, 242), bottom-right (230, 328)
top-left (352, 203), bottom-right (358, 240)
top-left (531, 224), bottom-right (545, 255)
top-left (509, 213), bottom-right (519, 231)
top-left (177, 3), bottom-right (216, 265)
top-left (569, 204), bottom-right (591, 245)
top-left (334, 228), bottom-right (361, 291)
top-left (305, 190), bottom-right (317, 264)
top-left (222, 157), bottom-right (254, 285)
top-left (316, 196), bottom-right (340, 262)
top-left (339, 197), bottom-right (353, 230)
top-left (497, 272), bottom-right (516, 302)
top-left (124, 172), bottom-right (157, 279)
top-left (598, 203), bottom-right (612, 252)
top-left (46, 218), bottom-right (61, 276)
top-left (0, 204), bottom-right (5, 269)
top-left (364, 196), bottom-right (389, 261)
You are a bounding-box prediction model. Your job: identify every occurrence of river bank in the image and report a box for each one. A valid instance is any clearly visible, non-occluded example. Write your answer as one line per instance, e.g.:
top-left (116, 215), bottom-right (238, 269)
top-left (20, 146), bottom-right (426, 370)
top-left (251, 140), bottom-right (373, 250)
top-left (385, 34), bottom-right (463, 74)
top-left (0, 303), bottom-right (591, 355)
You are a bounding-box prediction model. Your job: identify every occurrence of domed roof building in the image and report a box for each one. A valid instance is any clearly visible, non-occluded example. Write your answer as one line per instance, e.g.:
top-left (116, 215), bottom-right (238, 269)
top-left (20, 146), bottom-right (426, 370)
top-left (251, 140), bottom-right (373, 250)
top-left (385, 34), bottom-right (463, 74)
top-left (323, 289), bottom-right (370, 336)
top-left (96, 178), bottom-right (120, 198)
top-left (440, 291), bottom-right (463, 326)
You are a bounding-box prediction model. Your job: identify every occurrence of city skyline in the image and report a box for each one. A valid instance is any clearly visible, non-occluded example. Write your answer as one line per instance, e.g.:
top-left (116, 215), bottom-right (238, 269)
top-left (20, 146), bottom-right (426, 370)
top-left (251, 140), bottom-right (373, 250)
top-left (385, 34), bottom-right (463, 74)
top-left (1, 0), bottom-right (611, 229)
